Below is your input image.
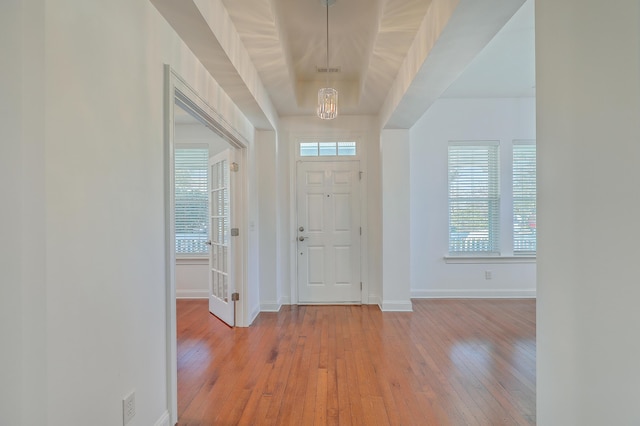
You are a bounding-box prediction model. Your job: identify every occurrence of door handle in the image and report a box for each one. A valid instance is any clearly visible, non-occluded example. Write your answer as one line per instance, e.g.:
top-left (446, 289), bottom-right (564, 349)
top-left (206, 240), bottom-right (212, 246)
top-left (298, 236), bottom-right (309, 242)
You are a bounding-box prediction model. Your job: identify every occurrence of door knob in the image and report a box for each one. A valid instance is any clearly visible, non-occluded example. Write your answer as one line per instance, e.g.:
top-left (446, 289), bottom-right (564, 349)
top-left (206, 240), bottom-right (212, 246)
top-left (299, 236), bottom-right (307, 241)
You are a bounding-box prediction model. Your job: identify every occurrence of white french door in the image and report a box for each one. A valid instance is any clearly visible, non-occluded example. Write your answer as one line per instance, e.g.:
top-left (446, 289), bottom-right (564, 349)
top-left (208, 149), bottom-right (235, 326)
top-left (296, 161), bottom-right (361, 303)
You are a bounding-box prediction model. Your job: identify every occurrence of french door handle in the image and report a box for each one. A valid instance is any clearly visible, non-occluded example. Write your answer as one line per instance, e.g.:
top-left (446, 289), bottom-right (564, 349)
top-left (206, 240), bottom-right (212, 246)
top-left (298, 236), bottom-right (309, 242)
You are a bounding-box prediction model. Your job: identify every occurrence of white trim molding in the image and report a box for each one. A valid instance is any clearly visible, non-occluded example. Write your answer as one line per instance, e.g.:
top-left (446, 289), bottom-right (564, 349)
top-left (380, 300), bottom-right (414, 312)
top-left (176, 289), bottom-right (208, 299)
top-left (368, 294), bottom-right (382, 307)
top-left (260, 302), bottom-right (282, 312)
top-left (411, 289), bottom-right (537, 298)
top-left (154, 411), bottom-right (171, 426)
top-left (444, 256), bottom-right (536, 264)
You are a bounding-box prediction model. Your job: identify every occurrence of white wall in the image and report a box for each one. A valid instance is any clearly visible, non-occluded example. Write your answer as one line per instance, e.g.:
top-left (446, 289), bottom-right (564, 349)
top-left (256, 130), bottom-right (279, 311)
top-left (1, 1), bottom-right (46, 425)
top-left (0, 0), bottom-right (255, 424)
top-left (537, 1), bottom-right (640, 424)
top-left (409, 97), bottom-right (536, 298)
top-left (380, 130), bottom-right (412, 310)
top-left (271, 115), bottom-right (382, 307)
top-left (175, 259), bottom-right (208, 298)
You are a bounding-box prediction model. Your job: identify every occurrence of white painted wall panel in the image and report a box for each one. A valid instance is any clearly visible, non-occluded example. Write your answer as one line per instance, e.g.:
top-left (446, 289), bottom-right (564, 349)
top-left (537, 1), bottom-right (640, 424)
top-left (1, 0), bottom-right (256, 425)
top-left (381, 129), bottom-right (412, 311)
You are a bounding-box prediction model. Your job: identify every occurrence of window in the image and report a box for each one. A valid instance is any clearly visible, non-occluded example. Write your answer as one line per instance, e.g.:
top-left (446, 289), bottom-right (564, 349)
top-left (513, 142), bottom-right (536, 254)
top-left (448, 142), bottom-right (500, 255)
top-left (299, 141), bottom-right (356, 157)
top-left (175, 148), bottom-right (209, 255)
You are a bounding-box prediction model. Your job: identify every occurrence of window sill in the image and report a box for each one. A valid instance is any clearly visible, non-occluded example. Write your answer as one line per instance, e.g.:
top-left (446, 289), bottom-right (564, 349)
top-left (443, 255), bottom-right (536, 264)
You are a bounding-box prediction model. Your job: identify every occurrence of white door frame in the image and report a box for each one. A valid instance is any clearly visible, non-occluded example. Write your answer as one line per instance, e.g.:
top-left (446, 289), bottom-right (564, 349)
top-left (164, 66), bottom-right (249, 425)
top-left (296, 160), bottom-right (362, 303)
top-left (289, 135), bottom-right (370, 305)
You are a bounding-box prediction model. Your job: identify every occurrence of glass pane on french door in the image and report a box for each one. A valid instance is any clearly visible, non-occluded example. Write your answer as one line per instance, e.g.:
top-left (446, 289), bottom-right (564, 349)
top-left (210, 158), bottom-right (229, 301)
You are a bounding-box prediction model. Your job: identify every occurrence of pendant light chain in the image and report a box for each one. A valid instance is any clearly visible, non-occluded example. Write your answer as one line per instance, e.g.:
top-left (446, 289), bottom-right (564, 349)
top-left (325, 1), bottom-right (329, 87)
top-left (317, 0), bottom-right (338, 120)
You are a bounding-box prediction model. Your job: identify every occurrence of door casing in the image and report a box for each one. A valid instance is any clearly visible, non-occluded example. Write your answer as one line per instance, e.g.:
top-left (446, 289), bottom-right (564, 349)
top-left (289, 135), bottom-right (370, 306)
top-left (164, 66), bottom-right (249, 425)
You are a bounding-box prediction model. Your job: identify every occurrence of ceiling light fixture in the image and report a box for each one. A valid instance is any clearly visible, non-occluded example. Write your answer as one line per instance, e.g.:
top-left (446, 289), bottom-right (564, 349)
top-left (317, 0), bottom-right (337, 120)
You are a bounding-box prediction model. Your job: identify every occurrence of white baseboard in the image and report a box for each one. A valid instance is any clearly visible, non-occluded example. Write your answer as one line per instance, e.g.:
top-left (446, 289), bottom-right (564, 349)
top-left (154, 410), bottom-right (171, 426)
top-left (411, 289), bottom-right (537, 299)
top-left (381, 300), bottom-right (413, 312)
top-left (176, 289), bottom-right (208, 299)
top-left (260, 301), bottom-right (282, 312)
top-left (368, 294), bottom-right (382, 307)
top-left (249, 304), bottom-right (261, 324)
top-left (279, 295), bottom-right (291, 305)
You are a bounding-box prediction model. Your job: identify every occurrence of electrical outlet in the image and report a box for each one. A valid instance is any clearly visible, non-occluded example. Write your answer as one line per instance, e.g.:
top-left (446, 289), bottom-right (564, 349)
top-left (123, 391), bottom-right (136, 425)
top-left (485, 270), bottom-right (492, 280)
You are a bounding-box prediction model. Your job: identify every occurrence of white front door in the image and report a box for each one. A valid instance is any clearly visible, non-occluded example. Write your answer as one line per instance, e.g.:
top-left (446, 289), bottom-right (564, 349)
top-left (296, 161), bottom-right (361, 303)
top-left (208, 150), bottom-right (235, 326)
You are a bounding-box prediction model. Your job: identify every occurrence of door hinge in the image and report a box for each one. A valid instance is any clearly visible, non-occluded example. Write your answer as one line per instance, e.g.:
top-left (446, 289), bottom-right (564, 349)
top-left (231, 292), bottom-right (239, 301)
top-left (360, 282), bottom-right (362, 291)
top-left (359, 171), bottom-right (363, 180)
top-left (360, 227), bottom-right (362, 235)
top-left (231, 228), bottom-right (239, 236)
top-left (230, 162), bottom-right (239, 172)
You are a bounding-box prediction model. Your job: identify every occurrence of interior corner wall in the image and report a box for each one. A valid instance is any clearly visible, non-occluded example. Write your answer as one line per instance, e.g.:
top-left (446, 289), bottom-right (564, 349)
top-left (537, 1), bottom-right (640, 424)
top-left (409, 98), bottom-right (536, 298)
top-left (245, 129), bottom-right (261, 323)
top-left (256, 130), bottom-right (279, 311)
top-left (380, 129), bottom-right (412, 311)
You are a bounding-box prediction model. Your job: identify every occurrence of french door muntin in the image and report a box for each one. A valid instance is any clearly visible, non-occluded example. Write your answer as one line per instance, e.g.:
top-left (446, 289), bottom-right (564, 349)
top-left (208, 149), bottom-right (235, 326)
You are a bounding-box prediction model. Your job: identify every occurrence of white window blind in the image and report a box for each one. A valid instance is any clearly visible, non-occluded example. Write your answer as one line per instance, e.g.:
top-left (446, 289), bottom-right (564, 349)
top-left (448, 142), bottom-right (500, 255)
top-left (513, 142), bottom-right (536, 254)
top-left (175, 148), bottom-right (209, 255)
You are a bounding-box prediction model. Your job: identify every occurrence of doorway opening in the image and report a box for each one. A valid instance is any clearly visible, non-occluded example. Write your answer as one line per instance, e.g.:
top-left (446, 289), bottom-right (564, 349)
top-left (164, 66), bottom-right (249, 425)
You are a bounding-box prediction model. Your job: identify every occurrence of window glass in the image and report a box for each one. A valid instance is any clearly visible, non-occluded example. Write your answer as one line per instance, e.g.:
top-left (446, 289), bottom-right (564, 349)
top-left (175, 148), bottom-right (209, 255)
top-left (300, 142), bottom-right (319, 157)
top-left (513, 143), bottom-right (536, 254)
top-left (319, 142), bottom-right (337, 156)
top-left (298, 141), bottom-right (357, 157)
top-left (337, 142), bottom-right (356, 156)
top-left (448, 142), bottom-right (500, 255)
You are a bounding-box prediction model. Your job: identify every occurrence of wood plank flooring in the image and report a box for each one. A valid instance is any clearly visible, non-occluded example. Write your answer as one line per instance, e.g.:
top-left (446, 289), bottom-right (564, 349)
top-left (177, 299), bottom-right (535, 425)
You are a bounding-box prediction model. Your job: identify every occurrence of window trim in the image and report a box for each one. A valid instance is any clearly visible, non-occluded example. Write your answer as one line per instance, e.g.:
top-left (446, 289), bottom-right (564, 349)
top-left (296, 139), bottom-right (360, 160)
top-left (443, 255), bottom-right (535, 264)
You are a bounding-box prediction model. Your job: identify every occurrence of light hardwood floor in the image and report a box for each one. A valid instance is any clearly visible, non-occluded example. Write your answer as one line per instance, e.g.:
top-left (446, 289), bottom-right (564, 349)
top-left (177, 299), bottom-right (535, 425)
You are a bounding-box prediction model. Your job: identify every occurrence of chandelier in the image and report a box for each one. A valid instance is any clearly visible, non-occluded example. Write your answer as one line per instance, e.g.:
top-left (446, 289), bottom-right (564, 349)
top-left (317, 0), bottom-right (338, 120)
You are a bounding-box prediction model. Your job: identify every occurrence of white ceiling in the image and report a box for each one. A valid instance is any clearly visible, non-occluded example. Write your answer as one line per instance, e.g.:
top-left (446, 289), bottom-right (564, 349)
top-left (152, 0), bottom-right (534, 128)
